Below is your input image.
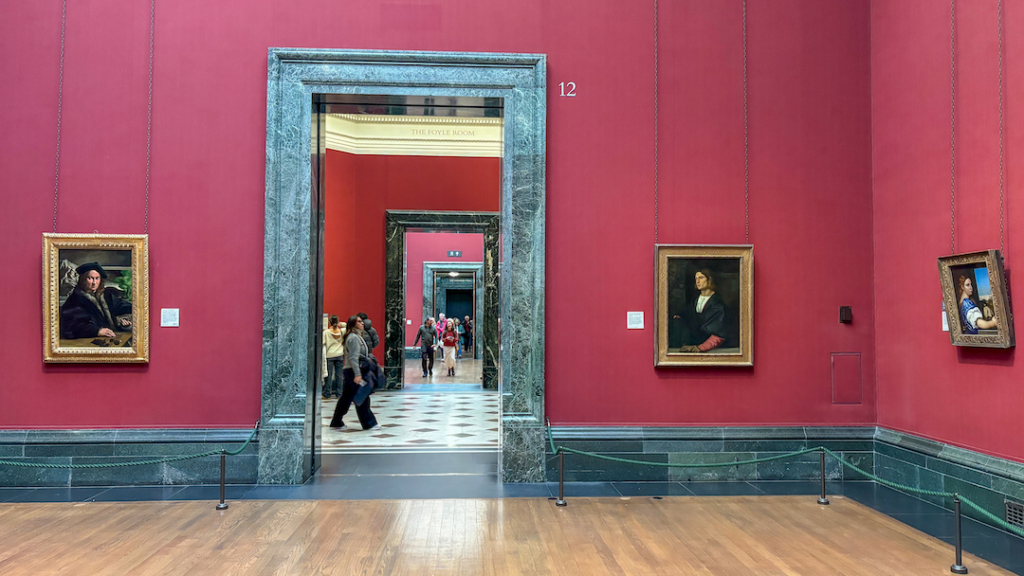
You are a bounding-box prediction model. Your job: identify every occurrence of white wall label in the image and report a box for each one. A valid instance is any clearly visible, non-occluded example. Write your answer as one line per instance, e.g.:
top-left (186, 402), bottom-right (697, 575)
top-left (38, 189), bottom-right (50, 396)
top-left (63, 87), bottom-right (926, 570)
top-left (942, 302), bottom-right (949, 332)
top-left (407, 319), bottom-right (412, 325)
top-left (627, 311), bottom-right (644, 329)
top-left (161, 308), bottom-right (180, 327)
top-left (559, 82), bottom-right (577, 97)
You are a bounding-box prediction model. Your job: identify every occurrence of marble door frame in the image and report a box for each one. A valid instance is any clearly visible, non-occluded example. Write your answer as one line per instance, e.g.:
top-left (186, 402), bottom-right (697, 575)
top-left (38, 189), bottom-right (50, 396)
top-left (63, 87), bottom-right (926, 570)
top-left (384, 213), bottom-right (497, 390)
top-left (261, 49), bottom-right (547, 483)
top-left (425, 261), bottom-right (485, 361)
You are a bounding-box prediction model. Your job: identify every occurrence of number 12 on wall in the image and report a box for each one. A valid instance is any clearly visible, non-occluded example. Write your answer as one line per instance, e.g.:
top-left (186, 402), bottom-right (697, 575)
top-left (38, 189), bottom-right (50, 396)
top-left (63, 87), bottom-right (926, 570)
top-left (559, 82), bottom-right (577, 97)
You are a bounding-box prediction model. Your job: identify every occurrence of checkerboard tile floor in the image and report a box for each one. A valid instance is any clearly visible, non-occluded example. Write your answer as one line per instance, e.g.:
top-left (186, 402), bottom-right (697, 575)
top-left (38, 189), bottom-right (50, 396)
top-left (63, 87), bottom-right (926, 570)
top-left (321, 391), bottom-right (500, 453)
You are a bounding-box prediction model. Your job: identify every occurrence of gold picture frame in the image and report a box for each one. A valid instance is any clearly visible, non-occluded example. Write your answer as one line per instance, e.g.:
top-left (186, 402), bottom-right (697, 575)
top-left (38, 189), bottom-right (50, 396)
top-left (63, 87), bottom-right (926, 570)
top-left (43, 233), bottom-right (149, 363)
top-left (938, 250), bottom-right (1014, 349)
top-left (655, 245), bottom-right (753, 367)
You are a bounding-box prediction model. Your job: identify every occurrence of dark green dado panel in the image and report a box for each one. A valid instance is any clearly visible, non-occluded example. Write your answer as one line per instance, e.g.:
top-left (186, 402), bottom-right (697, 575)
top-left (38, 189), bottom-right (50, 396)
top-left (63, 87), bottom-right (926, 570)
top-left (545, 426), bottom-right (875, 483)
top-left (546, 425), bottom-right (1024, 535)
top-left (0, 429), bottom-right (258, 487)
top-left (873, 428), bottom-right (1024, 530)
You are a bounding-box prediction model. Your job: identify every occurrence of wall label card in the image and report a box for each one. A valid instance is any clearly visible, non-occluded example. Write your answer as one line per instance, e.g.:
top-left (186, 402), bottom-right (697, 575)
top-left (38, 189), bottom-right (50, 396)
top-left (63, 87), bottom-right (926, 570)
top-left (627, 311), bottom-right (644, 329)
top-left (161, 308), bottom-right (179, 327)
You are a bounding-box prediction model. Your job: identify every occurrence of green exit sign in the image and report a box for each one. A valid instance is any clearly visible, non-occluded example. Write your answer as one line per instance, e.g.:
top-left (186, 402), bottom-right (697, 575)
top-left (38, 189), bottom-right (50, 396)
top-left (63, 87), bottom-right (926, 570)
top-left (447, 251), bottom-right (462, 257)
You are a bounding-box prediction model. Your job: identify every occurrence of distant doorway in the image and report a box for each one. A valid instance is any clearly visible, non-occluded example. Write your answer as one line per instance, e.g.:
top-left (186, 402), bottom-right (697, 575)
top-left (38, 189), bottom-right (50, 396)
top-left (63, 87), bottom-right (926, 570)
top-left (444, 290), bottom-right (473, 324)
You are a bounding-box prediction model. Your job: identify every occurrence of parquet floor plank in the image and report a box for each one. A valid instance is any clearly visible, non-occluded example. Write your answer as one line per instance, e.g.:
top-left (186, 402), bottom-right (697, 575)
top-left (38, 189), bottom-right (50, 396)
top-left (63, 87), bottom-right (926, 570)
top-left (0, 495), bottom-right (1014, 576)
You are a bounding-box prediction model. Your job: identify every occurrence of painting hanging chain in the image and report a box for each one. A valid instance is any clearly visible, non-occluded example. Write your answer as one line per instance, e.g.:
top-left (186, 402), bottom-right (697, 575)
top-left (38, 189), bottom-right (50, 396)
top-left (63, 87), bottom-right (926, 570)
top-left (652, 0), bottom-right (749, 245)
top-left (997, 0), bottom-right (1004, 256)
top-left (144, 0), bottom-right (155, 234)
top-left (653, 0), bottom-right (659, 244)
top-left (949, 0), bottom-right (957, 255)
top-left (49, 0), bottom-right (155, 234)
top-left (743, 0), bottom-right (749, 244)
top-left (51, 0), bottom-right (67, 234)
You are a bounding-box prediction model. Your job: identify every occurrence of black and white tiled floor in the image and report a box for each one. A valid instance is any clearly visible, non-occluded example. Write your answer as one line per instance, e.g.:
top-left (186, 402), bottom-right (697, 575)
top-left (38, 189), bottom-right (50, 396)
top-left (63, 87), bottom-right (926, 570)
top-left (321, 391), bottom-right (500, 452)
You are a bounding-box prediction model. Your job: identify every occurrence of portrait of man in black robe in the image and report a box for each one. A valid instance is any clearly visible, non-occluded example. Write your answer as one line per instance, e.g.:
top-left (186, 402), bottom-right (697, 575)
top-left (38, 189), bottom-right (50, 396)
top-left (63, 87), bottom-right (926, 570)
top-left (59, 261), bottom-right (133, 342)
top-left (667, 259), bottom-right (740, 354)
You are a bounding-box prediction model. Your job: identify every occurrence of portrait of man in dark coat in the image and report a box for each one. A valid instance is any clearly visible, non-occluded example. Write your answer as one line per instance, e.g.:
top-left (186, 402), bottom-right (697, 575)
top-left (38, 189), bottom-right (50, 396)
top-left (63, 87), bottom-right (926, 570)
top-left (60, 262), bottom-right (133, 341)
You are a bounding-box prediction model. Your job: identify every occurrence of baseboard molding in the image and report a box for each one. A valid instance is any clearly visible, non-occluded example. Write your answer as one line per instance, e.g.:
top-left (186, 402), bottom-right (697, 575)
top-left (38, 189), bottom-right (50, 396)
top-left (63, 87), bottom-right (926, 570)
top-left (545, 425), bottom-right (875, 483)
top-left (0, 428), bottom-right (258, 487)
top-left (873, 427), bottom-right (1024, 531)
top-left (545, 425), bottom-right (1024, 534)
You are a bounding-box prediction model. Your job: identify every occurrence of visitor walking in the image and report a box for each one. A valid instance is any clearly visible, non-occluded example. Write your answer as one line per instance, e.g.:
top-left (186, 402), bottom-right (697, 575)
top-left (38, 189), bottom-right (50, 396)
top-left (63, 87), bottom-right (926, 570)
top-left (441, 318), bottom-right (459, 376)
top-left (322, 315), bottom-right (344, 399)
top-left (414, 317), bottom-right (436, 377)
top-left (330, 315), bottom-right (380, 431)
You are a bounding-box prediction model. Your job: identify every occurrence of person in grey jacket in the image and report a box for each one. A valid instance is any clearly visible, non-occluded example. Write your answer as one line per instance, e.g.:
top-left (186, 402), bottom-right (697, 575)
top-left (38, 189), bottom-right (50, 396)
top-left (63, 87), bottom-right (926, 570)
top-left (413, 317), bottom-right (436, 377)
top-left (357, 312), bottom-right (379, 351)
top-left (329, 315), bottom-right (379, 431)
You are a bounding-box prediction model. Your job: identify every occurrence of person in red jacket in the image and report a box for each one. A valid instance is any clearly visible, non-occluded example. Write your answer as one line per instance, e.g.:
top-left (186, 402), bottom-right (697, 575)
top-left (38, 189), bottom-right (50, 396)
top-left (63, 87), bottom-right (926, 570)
top-left (441, 318), bottom-right (459, 376)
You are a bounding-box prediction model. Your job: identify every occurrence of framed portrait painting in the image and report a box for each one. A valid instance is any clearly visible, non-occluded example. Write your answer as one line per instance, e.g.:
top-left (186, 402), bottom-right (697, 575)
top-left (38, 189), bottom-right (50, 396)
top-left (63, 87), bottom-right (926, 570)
top-left (655, 245), bottom-right (753, 367)
top-left (42, 233), bottom-right (150, 363)
top-left (938, 250), bottom-right (1014, 349)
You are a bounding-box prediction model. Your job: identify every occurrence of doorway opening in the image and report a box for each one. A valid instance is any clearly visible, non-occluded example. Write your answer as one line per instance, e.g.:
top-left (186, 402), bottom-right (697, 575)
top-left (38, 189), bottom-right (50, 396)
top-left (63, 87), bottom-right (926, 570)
top-left (317, 96), bottom-right (502, 456)
top-left (260, 50), bottom-right (546, 484)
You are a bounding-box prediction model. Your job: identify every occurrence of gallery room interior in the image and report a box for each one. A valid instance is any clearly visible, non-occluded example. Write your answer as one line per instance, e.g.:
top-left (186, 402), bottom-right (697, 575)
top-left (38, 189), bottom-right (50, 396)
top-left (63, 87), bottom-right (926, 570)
top-left (1, 0), bottom-right (1023, 573)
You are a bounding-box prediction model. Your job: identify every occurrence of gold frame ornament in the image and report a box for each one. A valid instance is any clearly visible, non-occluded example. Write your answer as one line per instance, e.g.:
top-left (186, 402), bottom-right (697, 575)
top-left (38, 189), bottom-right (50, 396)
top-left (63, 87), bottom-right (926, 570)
top-left (938, 250), bottom-right (1014, 349)
top-left (43, 233), bottom-right (150, 363)
top-left (655, 244), bottom-right (753, 367)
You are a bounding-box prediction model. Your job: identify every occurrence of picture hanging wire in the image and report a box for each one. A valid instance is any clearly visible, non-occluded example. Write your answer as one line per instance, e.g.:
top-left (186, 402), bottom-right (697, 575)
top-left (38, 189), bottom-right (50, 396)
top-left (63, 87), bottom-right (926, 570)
top-left (49, 0), bottom-right (156, 235)
top-left (653, 0), bottom-right (659, 244)
top-left (144, 0), bottom-right (155, 234)
top-left (51, 0), bottom-right (67, 234)
top-left (997, 0), bottom-right (1005, 256)
top-left (743, 0), bottom-right (749, 244)
top-left (949, 0), bottom-right (957, 255)
top-left (652, 1), bottom-right (750, 245)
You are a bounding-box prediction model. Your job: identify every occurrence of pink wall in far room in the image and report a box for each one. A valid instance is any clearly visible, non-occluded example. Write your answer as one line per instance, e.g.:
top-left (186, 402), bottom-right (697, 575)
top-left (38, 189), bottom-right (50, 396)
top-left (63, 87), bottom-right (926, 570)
top-left (404, 232), bottom-right (484, 346)
top-left (322, 151), bottom-right (499, 363)
top-left (871, 0), bottom-right (1024, 462)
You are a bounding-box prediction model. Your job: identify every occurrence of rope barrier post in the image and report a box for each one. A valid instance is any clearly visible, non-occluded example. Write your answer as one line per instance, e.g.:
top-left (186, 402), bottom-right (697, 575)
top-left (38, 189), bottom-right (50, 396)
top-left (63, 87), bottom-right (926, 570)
top-left (951, 496), bottom-right (968, 574)
top-left (555, 450), bottom-right (567, 507)
top-left (216, 449), bottom-right (229, 511)
top-left (817, 449), bottom-right (830, 505)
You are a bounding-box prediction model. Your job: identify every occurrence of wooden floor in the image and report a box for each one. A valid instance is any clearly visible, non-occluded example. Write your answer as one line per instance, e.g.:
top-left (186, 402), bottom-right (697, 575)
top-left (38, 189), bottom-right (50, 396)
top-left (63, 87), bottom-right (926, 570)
top-left (0, 496), bottom-right (1013, 575)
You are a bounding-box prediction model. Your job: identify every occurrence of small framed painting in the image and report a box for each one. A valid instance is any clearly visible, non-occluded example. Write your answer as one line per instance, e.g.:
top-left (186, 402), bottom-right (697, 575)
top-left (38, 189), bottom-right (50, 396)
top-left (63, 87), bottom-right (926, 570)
top-left (655, 245), bottom-right (753, 367)
top-left (43, 233), bottom-right (150, 363)
top-left (938, 250), bottom-right (1014, 349)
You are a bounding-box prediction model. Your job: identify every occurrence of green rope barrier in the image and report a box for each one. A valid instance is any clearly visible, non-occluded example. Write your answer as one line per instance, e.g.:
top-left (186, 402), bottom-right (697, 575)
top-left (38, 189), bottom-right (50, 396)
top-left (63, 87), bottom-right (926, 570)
top-left (547, 425), bottom-right (820, 468)
top-left (0, 424), bottom-right (259, 470)
top-left (547, 425), bottom-right (1024, 538)
top-left (959, 495), bottom-right (1024, 539)
top-left (556, 446), bottom-right (823, 468)
top-left (822, 448), bottom-right (1024, 539)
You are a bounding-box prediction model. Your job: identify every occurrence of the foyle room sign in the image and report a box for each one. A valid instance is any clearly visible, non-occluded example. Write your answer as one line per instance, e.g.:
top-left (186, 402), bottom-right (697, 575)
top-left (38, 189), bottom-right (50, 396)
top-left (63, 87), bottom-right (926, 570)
top-left (411, 128), bottom-right (477, 137)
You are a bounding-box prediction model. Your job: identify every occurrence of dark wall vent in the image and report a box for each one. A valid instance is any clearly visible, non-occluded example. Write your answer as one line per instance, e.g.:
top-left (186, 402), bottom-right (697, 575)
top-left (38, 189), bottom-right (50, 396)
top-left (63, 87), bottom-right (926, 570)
top-left (1007, 500), bottom-right (1024, 528)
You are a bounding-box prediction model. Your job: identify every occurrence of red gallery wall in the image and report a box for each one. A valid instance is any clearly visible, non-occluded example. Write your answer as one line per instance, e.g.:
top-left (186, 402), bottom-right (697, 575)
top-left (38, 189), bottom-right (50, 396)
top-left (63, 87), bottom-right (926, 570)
top-left (403, 232), bottom-right (485, 347)
top-left (2, 1), bottom-right (880, 432)
top-left (322, 151), bottom-right (498, 361)
top-left (872, 0), bottom-right (1024, 462)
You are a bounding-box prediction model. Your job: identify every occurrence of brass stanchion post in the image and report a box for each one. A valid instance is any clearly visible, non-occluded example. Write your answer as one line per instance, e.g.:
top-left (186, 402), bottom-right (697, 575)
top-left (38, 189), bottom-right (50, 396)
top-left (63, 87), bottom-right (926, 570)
top-left (555, 450), bottom-right (567, 507)
top-left (817, 449), bottom-right (830, 505)
top-left (216, 450), bottom-right (229, 510)
top-left (950, 496), bottom-right (967, 574)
